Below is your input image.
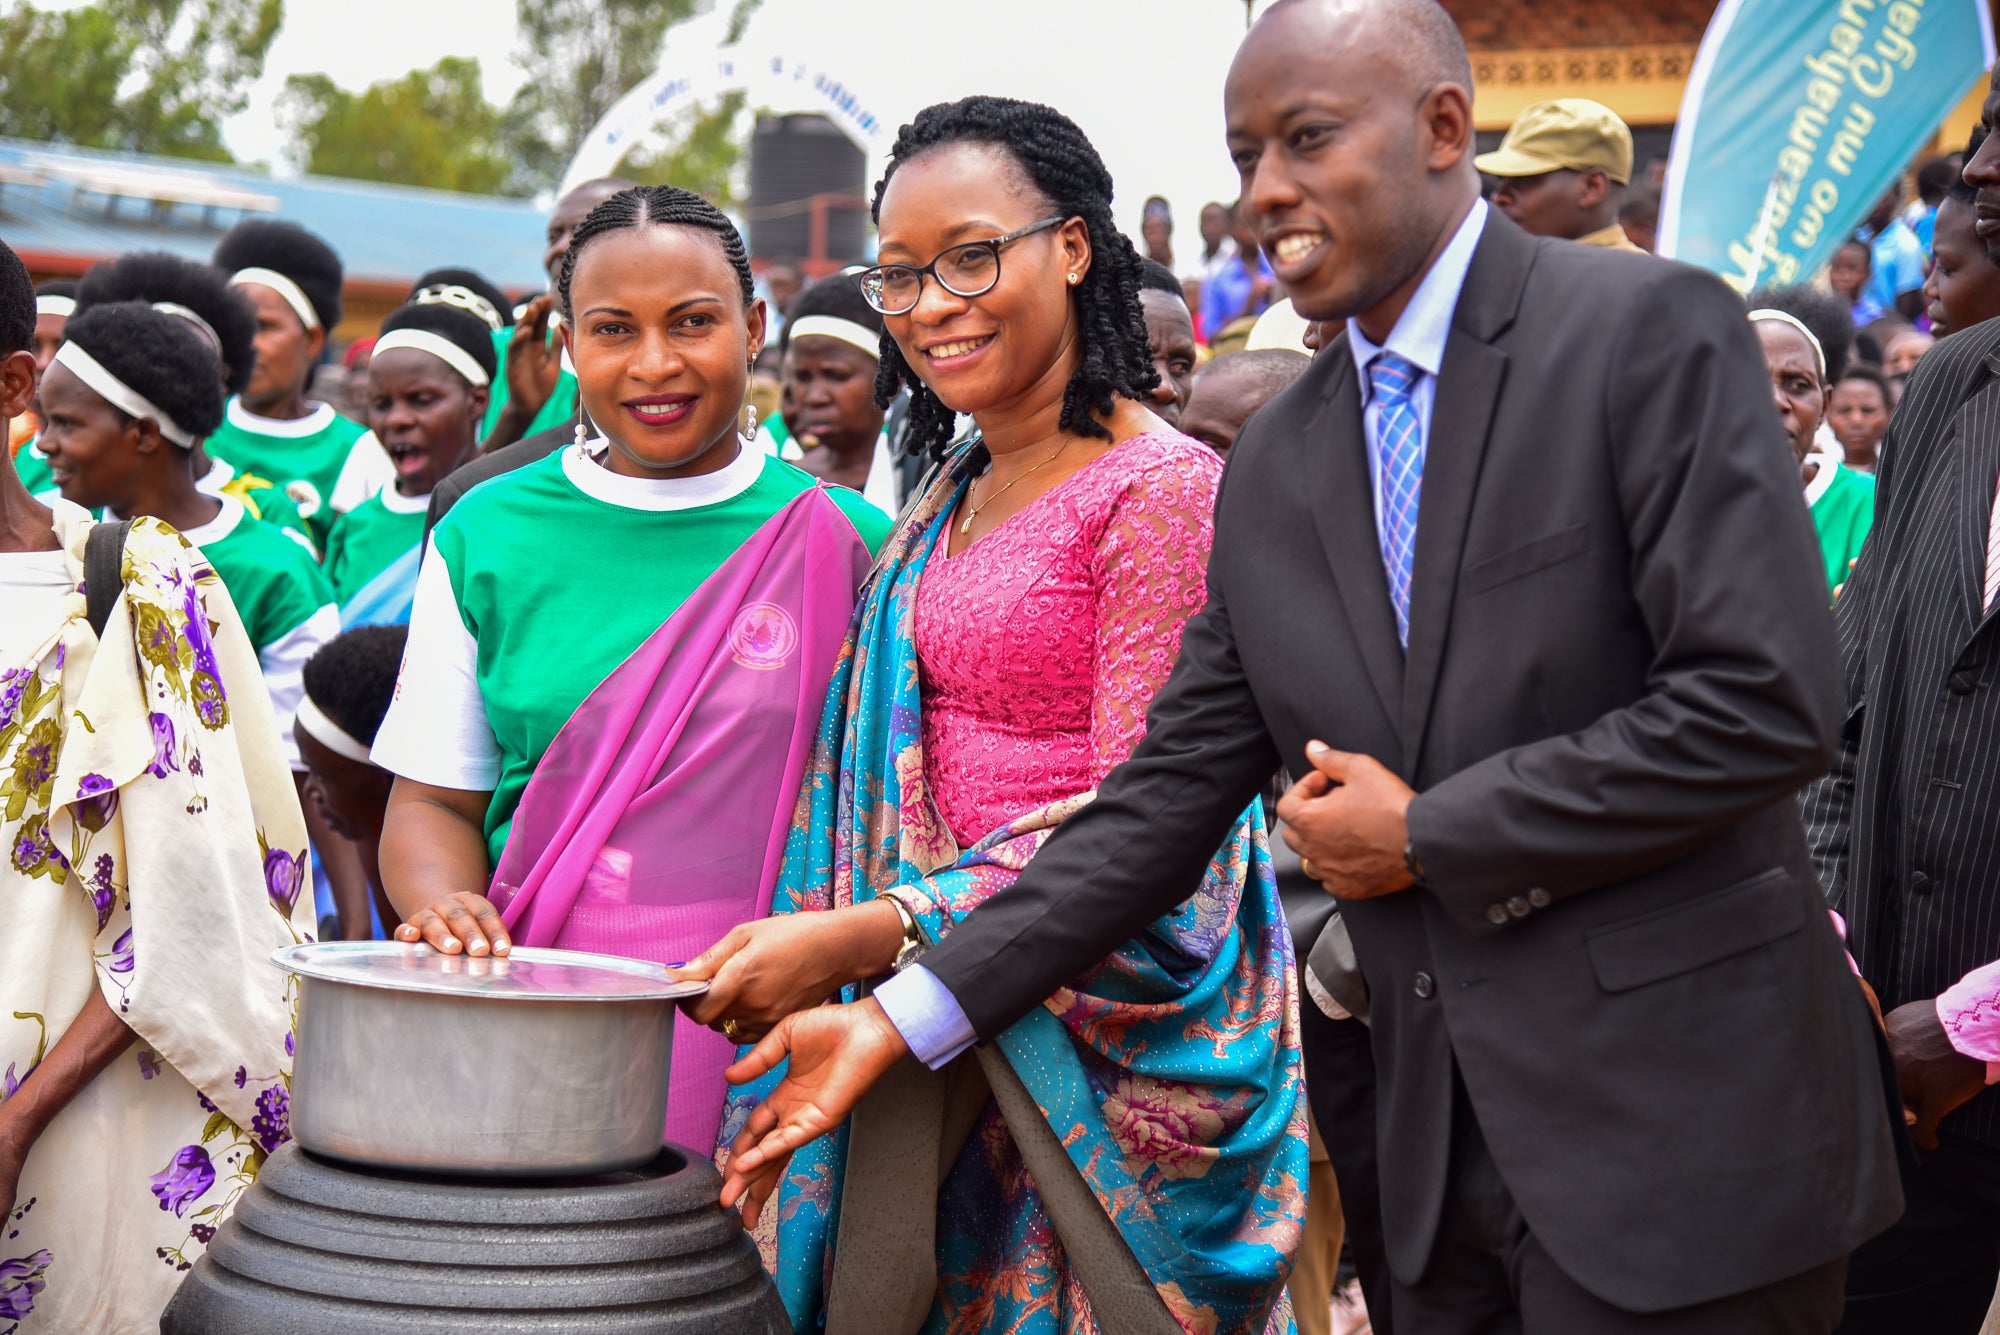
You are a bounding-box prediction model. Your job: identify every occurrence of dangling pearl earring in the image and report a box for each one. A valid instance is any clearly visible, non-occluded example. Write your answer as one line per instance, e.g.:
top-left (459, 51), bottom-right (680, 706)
top-left (573, 419), bottom-right (588, 452)
top-left (742, 403), bottom-right (759, 441)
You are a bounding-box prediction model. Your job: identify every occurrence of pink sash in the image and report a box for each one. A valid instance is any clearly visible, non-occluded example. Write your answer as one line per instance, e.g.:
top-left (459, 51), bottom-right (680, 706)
top-left (489, 487), bottom-right (874, 1151)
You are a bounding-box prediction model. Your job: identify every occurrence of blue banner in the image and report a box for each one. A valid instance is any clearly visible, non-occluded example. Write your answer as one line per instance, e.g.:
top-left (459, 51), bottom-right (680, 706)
top-left (1660, 0), bottom-right (1994, 290)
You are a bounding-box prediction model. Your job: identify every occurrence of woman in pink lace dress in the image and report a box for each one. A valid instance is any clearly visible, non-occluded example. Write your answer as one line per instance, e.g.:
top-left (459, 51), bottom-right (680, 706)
top-left (684, 97), bottom-right (1304, 1334)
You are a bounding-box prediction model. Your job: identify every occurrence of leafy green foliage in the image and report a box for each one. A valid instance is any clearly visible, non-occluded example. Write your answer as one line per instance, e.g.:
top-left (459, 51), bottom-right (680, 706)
top-left (0, 0), bottom-right (283, 162)
top-left (280, 57), bottom-right (511, 194)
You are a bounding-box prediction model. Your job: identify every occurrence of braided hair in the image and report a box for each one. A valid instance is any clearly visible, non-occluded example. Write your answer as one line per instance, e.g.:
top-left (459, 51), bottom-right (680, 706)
top-left (556, 185), bottom-right (755, 319)
top-left (870, 96), bottom-right (1158, 463)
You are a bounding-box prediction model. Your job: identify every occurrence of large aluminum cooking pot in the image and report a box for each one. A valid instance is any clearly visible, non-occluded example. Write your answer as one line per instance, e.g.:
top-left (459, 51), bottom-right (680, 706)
top-left (273, 941), bottom-right (706, 1177)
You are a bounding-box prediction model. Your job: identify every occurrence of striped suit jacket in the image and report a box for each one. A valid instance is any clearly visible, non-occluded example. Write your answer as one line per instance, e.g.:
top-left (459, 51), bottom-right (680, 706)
top-left (1804, 316), bottom-right (2000, 1147)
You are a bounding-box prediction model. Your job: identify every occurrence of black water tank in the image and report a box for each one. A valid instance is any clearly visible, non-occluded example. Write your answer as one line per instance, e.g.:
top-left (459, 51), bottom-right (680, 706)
top-left (160, 1142), bottom-right (788, 1332)
top-left (746, 113), bottom-right (868, 264)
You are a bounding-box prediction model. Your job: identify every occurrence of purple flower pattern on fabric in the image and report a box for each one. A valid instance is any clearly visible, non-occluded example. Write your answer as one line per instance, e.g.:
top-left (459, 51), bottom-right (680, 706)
top-left (251, 1085), bottom-right (290, 1152)
top-left (262, 848), bottom-right (303, 916)
top-left (9, 813), bottom-right (64, 880)
top-left (74, 772), bottom-right (113, 798)
top-left (0, 670), bottom-right (27, 731)
top-left (232, 1066), bottom-right (247, 1088)
top-left (137, 1049), bottom-right (161, 1080)
top-left (146, 712), bottom-right (178, 779)
top-left (106, 927), bottom-right (134, 974)
top-left (0, 1250), bottom-right (53, 1321)
top-left (87, 853), bottom-right (116, 929)
top-left (148, 1146), bottom-right (215, 1217)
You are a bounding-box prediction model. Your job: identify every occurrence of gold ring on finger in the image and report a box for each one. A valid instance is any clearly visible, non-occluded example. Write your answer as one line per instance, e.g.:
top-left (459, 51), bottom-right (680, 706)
top-left (721, 1019), bottom-right (746, 1044)
top-left (1301, 857), bottom-right (1318, 880)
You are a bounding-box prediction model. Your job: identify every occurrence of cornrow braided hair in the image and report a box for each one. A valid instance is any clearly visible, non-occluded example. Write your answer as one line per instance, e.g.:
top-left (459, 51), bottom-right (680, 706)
top-left (869, 95), bottom-right (1159, 463)
top-left (557, 185), bottom-right (756, 319)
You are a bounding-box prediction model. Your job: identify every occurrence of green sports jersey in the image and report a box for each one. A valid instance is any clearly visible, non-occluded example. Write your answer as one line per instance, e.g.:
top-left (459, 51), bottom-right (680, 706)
top-left (204, 399), bottom-right (370, 547)
top-left (480, 326), bottom-right (579, 440)
top-left (324, 487), bottom-right (428, 604)
top-left (12, 439), bottom-right (52, 494)
top-left (1808, 460), bottom-right (1875, 600)
top-left (186, 499), bottom-right (336, 654)
top-left (432, 448), bottom-right (893, 864)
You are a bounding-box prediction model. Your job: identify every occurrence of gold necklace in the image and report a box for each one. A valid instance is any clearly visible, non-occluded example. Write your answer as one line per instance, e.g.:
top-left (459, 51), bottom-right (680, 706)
top-left (959, 440), bottom-right (1069, 534)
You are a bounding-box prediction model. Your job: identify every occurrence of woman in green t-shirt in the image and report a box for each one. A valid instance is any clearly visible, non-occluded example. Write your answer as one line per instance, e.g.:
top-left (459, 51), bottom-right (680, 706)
top-left (373, 186), bottom-right (891, 1151)
top-left (208, 220), bottom-right (387, 543)
top-left (324, 296), bottom-right (494, 618)
top-left (1749, 304), bottom-right (1874, 600)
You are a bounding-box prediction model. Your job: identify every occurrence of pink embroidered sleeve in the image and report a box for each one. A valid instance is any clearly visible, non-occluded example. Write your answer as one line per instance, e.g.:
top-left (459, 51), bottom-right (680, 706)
top-left (1937, 960), bottom-right (2000, 1084)
top-left (1087, 445), bottom-right (1223, 780)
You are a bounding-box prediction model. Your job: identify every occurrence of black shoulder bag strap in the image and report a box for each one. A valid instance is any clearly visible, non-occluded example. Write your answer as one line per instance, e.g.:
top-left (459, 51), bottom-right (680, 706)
top-left (84, 519), bottom-right (134, 639)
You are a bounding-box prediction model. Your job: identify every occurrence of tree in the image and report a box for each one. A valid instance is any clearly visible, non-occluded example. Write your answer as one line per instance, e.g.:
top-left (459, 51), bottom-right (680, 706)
top-left (281, 58), bottom-right (512, 195)
top-left (0, 0), bottom-right (282, 162)
top-left (500, 0), bottom-right (761, 196)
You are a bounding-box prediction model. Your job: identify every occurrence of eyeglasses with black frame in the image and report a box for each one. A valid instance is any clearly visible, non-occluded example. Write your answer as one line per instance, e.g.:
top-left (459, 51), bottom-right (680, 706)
top-left (853, 216), bottom-right (1070, 316)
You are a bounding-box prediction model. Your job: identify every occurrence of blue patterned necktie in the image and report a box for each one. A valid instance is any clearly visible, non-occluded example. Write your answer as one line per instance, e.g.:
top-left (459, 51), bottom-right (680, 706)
top-left (1368, 351), bottom-right (1425, 648)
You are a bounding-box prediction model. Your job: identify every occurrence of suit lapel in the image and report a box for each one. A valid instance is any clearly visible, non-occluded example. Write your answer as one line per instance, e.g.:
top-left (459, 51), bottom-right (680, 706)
top-left (1402, 214), bottom-right (1533, 762)
top-left (1305, 341), bottom-right (1406, 741)
top-left (1960, 350), bottom-right (2000, 632)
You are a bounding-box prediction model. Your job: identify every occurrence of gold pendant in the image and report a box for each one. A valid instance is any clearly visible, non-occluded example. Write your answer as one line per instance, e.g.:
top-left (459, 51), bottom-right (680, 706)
top-left (959, 510), bottom-right (974, 534)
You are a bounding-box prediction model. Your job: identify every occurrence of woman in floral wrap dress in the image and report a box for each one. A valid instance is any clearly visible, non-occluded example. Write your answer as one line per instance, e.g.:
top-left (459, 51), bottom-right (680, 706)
top-left (690, 98), bottom-right (1304, 1335)
top-left (0, 256), bottom-right (313, 1333)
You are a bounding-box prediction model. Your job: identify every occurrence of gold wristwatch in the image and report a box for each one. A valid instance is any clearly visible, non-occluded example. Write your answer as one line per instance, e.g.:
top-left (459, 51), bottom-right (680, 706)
top-left (887, 896), bottom-right (927, 972)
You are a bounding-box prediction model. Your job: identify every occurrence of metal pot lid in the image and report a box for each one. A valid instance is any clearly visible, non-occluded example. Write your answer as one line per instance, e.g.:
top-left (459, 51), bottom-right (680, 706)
top-left (271, 942), bottom-right (709, 1003)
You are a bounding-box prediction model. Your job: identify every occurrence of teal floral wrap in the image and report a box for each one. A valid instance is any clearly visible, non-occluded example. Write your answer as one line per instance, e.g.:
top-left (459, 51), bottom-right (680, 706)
top-left (723, 453), bottom-right (1306, 1334)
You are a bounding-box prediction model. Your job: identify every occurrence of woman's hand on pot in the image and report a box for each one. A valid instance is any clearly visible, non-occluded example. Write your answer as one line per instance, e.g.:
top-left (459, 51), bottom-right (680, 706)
top-left (394, 892), bottom-right (512, 957)
top-left (674, 902), bottom-right (906, 1043)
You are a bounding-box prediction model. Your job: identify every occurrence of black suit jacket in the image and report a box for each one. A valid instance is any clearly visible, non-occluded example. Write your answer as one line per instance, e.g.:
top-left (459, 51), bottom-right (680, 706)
top-left (1804, 317), bottom-right (2000, 1147)
top-left (918, 211), bottom-right (1901, 1311)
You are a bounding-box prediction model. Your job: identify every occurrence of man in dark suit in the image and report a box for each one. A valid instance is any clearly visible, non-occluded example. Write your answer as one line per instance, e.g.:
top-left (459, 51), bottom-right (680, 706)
top-left (1804, 68), bottom-right (2000, 1335)
top-left (723, 0), bottom-right (1902, 1327)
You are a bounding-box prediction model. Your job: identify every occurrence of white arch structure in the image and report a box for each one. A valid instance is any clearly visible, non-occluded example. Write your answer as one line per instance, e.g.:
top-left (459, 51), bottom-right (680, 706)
top-left (557, 48), bottom-right (893, 200)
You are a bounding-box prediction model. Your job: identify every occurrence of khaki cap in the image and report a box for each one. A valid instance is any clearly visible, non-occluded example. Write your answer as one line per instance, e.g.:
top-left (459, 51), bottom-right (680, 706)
top-left (1475, 99), bottom-right (1633, 184)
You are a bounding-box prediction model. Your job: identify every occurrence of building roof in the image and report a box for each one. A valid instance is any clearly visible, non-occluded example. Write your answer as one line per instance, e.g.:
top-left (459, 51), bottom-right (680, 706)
top-left (0, 137), bottom-right (547, 296)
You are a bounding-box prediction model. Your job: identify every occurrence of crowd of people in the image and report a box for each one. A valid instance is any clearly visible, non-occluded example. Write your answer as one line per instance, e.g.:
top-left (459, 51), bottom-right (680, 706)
top-left (12, 0), bottom-right (2000, 1330)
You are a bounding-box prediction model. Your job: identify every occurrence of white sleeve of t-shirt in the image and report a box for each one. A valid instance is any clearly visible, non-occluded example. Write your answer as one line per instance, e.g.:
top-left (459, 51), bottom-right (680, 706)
top-left (330, 430), bottom-right (396, 514)
top-left (370, 545), bottom-right (502, 791)
top-left (261, 602), bottom-right (341, 771)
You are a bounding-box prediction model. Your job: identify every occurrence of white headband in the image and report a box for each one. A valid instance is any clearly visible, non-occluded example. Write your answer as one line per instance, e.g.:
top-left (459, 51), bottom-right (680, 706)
top-left (412, 283), bottom-right (504, 332)
top-left (294, 696), bottom-right (377, 766)
top-left (1748, 308), bottom-right (1827, 382)
top-left (52, 341), bottom-right (194, 447)
top-left (151, 302), bottom-right (221, 356)
top-left (231, 267), bottom-right (321, 330)
top-left (787, 315), bottom-right (882, 359)
top-left (372, 328), bottom-right (491, 387)
top-left (36, 295), bottom-right (74, 319)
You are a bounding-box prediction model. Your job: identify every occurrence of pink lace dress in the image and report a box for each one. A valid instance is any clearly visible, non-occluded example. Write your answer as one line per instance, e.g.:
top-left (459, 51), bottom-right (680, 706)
top-left (913, 430), bottom-right (1223, 848)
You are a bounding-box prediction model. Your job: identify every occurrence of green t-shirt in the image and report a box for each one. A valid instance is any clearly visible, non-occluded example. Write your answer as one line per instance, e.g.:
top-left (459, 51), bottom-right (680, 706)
top-left (201, 459), bottom-right (316, 554)
top-left (12, 439), bottom-right (52, 494)
top-left (431, 448), bottom-right (892, 863)
top-left (1808, 461), bottom-right (1875, 599)
top-left (186, 499), bottom-right (336, 655)
top-left (204, 399), bottom-right (370, 547)
top-left (324, 488), bottom-right (428, 604)
top-left (480, 326), bottom-right (579, 441)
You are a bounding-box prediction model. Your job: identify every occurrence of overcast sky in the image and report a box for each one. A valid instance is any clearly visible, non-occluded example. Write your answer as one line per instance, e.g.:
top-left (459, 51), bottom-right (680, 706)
top-left (215, 0), bottom-right (1278, 254)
